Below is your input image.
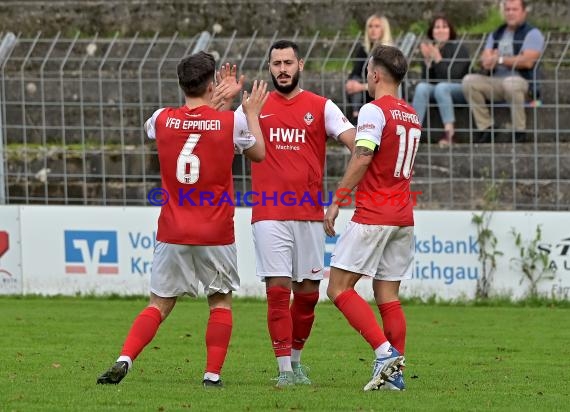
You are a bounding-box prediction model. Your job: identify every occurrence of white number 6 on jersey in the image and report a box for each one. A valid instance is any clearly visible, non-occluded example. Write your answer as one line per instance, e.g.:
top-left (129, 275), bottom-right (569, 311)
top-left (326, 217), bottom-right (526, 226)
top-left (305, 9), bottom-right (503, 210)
top-left (394, 126), bottom-right (421, 179)
top-left (176, 133), bottom-right (201, 184)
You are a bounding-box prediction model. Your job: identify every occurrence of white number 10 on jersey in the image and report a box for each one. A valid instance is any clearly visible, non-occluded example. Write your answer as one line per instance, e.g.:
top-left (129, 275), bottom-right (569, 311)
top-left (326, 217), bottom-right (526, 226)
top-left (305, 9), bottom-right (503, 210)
top-left (177, 133), bottom-right (201, 184)
top-left (393, 125), bottom-right (421, 179)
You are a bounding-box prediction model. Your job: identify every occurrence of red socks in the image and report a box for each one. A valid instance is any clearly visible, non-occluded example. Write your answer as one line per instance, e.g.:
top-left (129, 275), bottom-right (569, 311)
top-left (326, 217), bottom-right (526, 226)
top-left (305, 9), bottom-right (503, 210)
top-left (378, 300), bottom-right (406, 354)
top-left (267, 286), bottom-right (292, 357)
top-left (205, 308), bottom-right (233, 374)
top-left (291, 291), bottom-right (319, 350)
top-left (120, 306), bottom-right (162, 360)
top-left (334, 289), bottom-right (387, 350)
top-left (119, 305), bottom-right (234, 375)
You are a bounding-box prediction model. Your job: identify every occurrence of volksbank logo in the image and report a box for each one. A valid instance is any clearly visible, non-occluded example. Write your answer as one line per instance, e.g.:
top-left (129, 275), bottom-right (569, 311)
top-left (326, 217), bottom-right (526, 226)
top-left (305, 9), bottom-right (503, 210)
top-left (64, 230), bottom-right (119, 275)
top-left (0, 230), bottom-right (17, 285)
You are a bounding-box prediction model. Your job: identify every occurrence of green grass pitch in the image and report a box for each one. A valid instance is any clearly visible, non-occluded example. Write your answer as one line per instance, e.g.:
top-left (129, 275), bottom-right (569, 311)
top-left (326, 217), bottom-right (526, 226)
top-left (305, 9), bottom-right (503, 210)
top-left (1, 297), bottom-right (569, 411)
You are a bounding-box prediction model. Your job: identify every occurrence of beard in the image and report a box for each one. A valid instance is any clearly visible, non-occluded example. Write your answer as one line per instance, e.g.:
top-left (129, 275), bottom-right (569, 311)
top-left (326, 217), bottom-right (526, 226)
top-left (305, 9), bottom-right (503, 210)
top-left (270, 70), bottom-right (300, 94)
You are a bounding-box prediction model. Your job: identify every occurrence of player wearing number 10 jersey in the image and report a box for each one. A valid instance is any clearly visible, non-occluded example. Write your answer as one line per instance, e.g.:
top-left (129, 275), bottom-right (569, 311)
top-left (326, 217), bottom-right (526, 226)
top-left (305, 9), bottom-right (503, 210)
top-left (97, 52), bottom-right (269, 388)
top-left (324, 45), bottom-right (420, 392)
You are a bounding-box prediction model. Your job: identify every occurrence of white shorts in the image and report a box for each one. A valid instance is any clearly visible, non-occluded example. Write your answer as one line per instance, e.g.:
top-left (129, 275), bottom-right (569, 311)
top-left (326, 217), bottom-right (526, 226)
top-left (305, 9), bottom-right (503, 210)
top-left (331, 222), bottom-right (414, 281)
top-left (252, 220), bottom-right (325, 282)
top-left (150, 242), bottom-right (239, 298)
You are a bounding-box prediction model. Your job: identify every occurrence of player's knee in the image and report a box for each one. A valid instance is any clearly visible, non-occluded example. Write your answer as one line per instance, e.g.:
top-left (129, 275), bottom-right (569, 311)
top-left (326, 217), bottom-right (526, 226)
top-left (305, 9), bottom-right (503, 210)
top-left (149, 304), bottom-right (171, 321)
top-left (267, 286), bottom-right (291, 314)
top-left (148, 295), bottom-right (176, 320)
top-left (207, 291), bottom-right (232, 310)
top-left (293, 290), bottom-right (319, 310)
top-left (326, 284), bottom-right (341, 302)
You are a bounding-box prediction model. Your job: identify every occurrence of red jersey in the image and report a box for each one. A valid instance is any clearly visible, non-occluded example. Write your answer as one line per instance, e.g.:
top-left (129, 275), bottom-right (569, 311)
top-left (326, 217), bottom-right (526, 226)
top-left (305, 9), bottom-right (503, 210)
top-left (352, 96), bottom-right (421, 226)
top-left (249, 90), bottom-right (353, 223)
top-left (146, 105), bottom-right (255, 245)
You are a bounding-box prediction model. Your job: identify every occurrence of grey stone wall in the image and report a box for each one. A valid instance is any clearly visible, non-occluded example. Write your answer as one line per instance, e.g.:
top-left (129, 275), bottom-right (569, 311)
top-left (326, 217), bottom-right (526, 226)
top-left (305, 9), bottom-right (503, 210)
top-left (1, 0), bottom-right (567, 37)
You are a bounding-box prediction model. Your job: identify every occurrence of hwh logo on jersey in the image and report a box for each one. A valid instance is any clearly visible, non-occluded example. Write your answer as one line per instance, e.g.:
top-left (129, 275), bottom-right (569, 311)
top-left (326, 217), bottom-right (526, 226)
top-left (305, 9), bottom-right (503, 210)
top-left (269, 128), bottom-right (306, 143)
top-left (64, 231), bottom-right (119, 275)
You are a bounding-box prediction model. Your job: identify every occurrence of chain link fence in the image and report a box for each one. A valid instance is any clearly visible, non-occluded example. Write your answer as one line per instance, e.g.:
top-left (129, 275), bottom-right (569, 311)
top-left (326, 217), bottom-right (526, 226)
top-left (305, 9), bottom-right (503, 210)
top-left (1, 31), bottom-right (569, 209)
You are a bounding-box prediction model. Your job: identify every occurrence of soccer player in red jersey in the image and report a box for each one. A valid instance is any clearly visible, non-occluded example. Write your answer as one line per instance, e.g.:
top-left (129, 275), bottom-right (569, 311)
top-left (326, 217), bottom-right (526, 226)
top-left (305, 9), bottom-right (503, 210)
top-left (324, 45), bottom-right (421, 391)
top-left (96, 51), bottom-right (269, 388)
top-left (233, 40), bottom-right (356, 387)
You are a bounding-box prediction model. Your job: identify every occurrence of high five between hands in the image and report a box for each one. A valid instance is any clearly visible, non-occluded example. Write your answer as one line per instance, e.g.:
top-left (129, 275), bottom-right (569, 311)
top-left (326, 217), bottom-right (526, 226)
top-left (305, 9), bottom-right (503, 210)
top-left (210, 62), bottom-right (269, 115)
top-left (211, 63), bottom-right (246, 111)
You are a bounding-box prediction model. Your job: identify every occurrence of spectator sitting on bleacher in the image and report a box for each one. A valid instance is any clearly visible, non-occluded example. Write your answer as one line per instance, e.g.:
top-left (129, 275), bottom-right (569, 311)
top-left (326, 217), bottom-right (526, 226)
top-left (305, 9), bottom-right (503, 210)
top-left (345, 13), bottom-right (393, 124)
top-left (412, 14), bottom-right (470, 147)
top-left (462, 0), bottom-right (544, 143)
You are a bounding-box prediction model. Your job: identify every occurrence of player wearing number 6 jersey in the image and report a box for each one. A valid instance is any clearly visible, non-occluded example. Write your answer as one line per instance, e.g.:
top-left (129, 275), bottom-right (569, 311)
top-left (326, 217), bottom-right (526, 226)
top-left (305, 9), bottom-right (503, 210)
top-left (97, 51), bottom-right (269, 388)
top-left (324, 45), bottom-right (420, 392)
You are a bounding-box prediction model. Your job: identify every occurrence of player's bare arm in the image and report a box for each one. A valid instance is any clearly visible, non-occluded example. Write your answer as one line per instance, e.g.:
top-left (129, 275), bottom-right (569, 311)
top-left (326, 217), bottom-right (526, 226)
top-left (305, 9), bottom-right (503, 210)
top-left (324, 144), bottom-right (375, 236)
top-left (338, 128), bottom-right (356, 154)
top-left (242, 80), bottom-right (270, 162)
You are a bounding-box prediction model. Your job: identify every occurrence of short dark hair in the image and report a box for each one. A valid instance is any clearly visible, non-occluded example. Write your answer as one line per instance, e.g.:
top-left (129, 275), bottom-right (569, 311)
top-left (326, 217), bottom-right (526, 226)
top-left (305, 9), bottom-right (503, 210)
top-left (177, 51), bottom-right (216, 98)
top-left (369, 45), bottom-right (408, 84)
top-left (503, 0), bottom-right (527, 9)
top-left (427, 14), bottom-right (458, 41)
top-left (268, 40), bottom-right (300, 61)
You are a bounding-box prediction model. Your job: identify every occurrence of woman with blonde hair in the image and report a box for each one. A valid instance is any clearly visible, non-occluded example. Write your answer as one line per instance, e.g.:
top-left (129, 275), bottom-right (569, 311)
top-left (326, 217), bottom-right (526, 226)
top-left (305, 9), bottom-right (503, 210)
top-left (345, 14), bottom-right (394, 123)
top-left (362, 14), bottom-right (393, 53)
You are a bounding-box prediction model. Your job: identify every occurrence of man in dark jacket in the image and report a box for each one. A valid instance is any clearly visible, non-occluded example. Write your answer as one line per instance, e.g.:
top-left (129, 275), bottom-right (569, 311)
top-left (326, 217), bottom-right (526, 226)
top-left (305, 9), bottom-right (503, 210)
top-left (462, 0), bottom-right (544, 143)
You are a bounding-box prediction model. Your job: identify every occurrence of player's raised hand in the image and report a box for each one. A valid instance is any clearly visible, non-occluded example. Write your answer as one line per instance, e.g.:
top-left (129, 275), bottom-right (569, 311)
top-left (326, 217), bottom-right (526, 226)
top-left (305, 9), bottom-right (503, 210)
top-left (242, 80), bottom-right (269, 117)
top-left (211, 81), bottom-right (230, 110)
top-left (211, 63), bottom-right (246, 111)
top-left (210, 79), bottom-right (233, 110)
top-left (324, 203), bottom-right (339, 237)
top-left (216, 63), bottom-right (245, 101)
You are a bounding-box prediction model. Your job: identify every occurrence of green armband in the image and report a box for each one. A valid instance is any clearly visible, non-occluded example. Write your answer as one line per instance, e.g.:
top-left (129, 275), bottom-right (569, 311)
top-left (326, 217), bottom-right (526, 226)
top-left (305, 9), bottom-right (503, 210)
top-left (355, 139), bottom-right (377, 151)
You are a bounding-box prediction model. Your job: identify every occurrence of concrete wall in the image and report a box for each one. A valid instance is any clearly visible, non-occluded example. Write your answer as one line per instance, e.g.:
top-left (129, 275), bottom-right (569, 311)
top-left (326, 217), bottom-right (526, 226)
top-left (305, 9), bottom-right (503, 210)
top-left (1, 0), bottom-right (567, 37)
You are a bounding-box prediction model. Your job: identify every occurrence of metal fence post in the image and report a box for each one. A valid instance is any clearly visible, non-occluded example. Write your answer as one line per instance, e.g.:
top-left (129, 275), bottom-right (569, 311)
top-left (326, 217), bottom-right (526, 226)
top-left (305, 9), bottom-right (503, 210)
top-left (117, 33), bottom-right (140, 205)
top-left (554, 38), bottom-right (569, 211)
top-left (191, 31), bottom-right (212, 54)
top-left (38, 32), bottom-right (61, 203)
top-left (0, 32), bottom-right (17, 204)
top-left (97, 32), bottom-right (119, 205)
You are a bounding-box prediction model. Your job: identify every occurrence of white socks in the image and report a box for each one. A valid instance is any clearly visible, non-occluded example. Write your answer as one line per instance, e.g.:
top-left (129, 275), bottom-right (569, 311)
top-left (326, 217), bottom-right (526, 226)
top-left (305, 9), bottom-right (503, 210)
top-left (116, 355), bottom-right (133, 370)
top-left (291, 349), bottom-right (302, 365)
top-left (277, 356), bottom-right (293, 372)
top-left (374, 342), bottom-right (392, 358)
top-left (204, 372), bottom-right (220, 382)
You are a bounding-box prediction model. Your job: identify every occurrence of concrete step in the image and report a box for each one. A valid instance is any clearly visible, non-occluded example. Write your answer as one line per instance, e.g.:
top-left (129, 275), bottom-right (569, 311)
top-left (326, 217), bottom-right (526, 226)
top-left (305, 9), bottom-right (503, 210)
top-left (5, 143), bottom-right (569, 183)
top-left (323, 143), bottom-right (570, 180)
top-left (4, 146), bottom-right (158, 179)
top-left (409, 179), bottom-right (569, 210)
